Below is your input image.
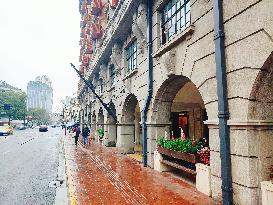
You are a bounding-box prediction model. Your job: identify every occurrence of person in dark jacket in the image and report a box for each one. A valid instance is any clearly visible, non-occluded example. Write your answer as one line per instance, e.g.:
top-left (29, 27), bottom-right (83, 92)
top-left (73, 126), bottom-right (81, 146)
top-left (82, 124), bottom-right (90, 146)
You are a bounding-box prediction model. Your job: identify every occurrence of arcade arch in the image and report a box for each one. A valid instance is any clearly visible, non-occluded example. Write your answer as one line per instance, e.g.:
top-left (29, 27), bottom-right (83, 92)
top-left (117, 94), bottom-right (142, 160)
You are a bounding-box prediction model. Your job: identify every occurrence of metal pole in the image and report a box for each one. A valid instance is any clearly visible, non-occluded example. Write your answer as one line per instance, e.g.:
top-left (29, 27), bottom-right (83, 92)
top-left (213, 0), bottom-right (233, 204)
top-left (70, 63), bottom-right (117, 123)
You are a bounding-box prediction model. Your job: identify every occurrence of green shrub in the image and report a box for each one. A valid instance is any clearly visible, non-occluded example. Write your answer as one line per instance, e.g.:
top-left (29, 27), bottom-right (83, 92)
top-left (157, 137), bottom-right (202, 154)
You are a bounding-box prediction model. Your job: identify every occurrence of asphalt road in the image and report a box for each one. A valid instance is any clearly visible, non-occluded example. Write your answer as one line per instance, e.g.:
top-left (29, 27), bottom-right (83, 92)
top-left (0, 127), bottom-right (65, 205)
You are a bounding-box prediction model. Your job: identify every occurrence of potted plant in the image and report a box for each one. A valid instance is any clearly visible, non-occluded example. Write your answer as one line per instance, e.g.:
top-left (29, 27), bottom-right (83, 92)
top-left (157, 137), bottom-right (202, 163)
top-left (198, 147), bottom-right (210, 166)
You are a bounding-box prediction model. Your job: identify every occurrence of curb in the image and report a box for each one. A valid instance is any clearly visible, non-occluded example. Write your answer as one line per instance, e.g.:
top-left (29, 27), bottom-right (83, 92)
top-left (63, 136), bottom-right (78, 205)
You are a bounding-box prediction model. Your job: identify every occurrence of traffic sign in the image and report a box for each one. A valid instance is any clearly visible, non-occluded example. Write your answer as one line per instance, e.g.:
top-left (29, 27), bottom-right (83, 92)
top-left (4, 104), bottom-right (12, 110)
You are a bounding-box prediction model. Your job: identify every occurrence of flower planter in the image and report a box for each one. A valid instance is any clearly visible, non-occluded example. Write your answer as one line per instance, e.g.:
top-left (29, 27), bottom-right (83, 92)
top-left (196, 163), bottom-right (211, 196)
top-left (157, 145), bottom-right (199, 164)
top-left (261, 181), bottom-right (273, 205)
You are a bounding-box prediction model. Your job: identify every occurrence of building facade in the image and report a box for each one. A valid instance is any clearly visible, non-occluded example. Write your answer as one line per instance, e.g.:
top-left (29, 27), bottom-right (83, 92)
top-left (27, 75), bottom-right (53, 112)
top-left (62, 97), bottom-right (81, 123)
top-left (77, 0), bottom-right (273, 204)
top-left (0, 81), bottom-right (24, 93)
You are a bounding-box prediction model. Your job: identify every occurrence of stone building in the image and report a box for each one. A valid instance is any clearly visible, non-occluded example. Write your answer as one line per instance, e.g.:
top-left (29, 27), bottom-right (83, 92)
top-left (27, 76), bottom-right (53, 112)
top-left (62, 97), bottom-right (81, 123)
top-left (77, 0), bottom-right (273, 204)
top-left (0, 81), bottom-right (24, 93)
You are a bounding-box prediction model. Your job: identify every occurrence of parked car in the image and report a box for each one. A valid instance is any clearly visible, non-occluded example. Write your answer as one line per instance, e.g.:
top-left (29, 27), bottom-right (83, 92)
top-left (39, 125), bottom-right (48, 132)
top-left (0, 125), bottom-right (13, 136)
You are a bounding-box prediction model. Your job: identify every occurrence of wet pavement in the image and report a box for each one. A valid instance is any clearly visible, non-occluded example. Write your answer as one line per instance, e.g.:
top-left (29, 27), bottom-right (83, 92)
top-left (0, 128), bottom-right (67, 205)
top-left (64, 135), bottom-right (214, 205)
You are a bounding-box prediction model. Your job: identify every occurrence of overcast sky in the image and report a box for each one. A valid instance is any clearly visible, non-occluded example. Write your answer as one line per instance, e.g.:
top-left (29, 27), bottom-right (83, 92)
top-left (0, 0), bottom-right (81, 113)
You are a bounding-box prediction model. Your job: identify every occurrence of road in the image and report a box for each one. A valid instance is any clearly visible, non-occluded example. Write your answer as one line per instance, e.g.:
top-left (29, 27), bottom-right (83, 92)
top-left (0, 127), bottom-right (67, 205)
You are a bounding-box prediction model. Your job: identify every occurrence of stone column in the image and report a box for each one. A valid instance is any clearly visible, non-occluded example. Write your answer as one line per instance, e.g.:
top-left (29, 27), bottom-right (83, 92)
top-left (205, 120), bottom-right (221, 203)
top-left (147, 122), bottom-right (172, 168)
top-left (228, 120), bottom-right (273, 205)
top-left (103, 123), bottom-right (117, 146)
top-left (116, 123), bottom-right (135, 153)
top-left (208, 120), bottom-right (273, 205)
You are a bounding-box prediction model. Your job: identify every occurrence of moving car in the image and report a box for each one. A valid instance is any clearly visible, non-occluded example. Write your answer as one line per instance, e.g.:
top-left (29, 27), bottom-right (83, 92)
top-left (39, 125), bottom-right (48, 132)
top-left (0, 125), bottom-right (13, 136)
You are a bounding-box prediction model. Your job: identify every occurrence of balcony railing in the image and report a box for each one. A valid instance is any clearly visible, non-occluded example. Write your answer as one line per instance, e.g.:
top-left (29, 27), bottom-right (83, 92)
top-left (79, 0), bottom-right (134, 93)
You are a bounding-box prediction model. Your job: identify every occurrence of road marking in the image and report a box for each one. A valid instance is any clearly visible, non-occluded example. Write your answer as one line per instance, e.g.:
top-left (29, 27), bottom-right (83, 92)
top-left (18, 137), bottom-right (35, 145)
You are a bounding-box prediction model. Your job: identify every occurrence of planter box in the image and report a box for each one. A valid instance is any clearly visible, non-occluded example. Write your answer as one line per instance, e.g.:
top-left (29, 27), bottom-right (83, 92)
top-left (157, 146), bottom-right (199, 164)
top-left (261, 181), bottom-right (273, 205)
top-left (196, 163), bottom-right (211, 196)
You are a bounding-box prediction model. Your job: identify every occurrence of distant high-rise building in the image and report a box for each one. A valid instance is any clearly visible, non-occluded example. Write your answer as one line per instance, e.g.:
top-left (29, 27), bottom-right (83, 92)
top-left (27, 76), bottom-right (53, 112)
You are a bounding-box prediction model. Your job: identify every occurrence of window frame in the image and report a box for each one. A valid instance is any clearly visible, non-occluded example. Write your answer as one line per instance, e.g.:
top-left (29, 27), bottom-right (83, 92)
top-left (109, 64), bottom-right (116, 85)
top-left (161, 0), bottom-right (191, 45)
top-left (98, 78), bottom-right (103, 96)
top-left (126, 40), bottom-right (137, 72)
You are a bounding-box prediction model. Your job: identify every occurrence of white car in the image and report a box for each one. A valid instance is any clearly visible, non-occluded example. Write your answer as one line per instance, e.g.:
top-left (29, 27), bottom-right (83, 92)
top-left (0, 125), bottom-right (13, 136)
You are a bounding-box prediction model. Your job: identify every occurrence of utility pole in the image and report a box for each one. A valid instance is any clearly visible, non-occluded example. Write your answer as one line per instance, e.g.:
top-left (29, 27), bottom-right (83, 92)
top-left (70, 63), bottom-right (117, 123)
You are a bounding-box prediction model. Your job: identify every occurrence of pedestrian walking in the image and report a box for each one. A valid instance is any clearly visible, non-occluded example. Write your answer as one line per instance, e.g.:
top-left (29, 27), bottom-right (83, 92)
top-left (73, 126), bottom-right (81, 146)
top-left (82, 124), bottom-right (90, 147)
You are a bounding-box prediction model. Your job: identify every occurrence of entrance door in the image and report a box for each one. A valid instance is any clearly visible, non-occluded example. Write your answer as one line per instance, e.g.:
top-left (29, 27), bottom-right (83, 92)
top-left (179, 112), bottom-right (189, 138)
top-left (171, 112), bottom-right (189, 139)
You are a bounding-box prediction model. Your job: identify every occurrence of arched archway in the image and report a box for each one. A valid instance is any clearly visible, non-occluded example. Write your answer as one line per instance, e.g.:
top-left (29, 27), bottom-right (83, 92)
top-left (150, 75), bottom-right (209, 180)
top-left (246, 52), bottom-right (273, 203)
top-left (104, 101), bottom-right (117, 146)
top-left (248, 52), bottom-right (273, 120)
top-left (151, 75), bottom-right (208, 142)
top-left (97, 107), bottom-right (104, 140)
top-left (117, 94), bottom-right (142, 160)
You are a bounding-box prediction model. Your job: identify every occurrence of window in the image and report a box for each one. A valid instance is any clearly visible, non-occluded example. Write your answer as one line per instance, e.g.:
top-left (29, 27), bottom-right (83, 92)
top-left (93, 39), bottom-right (98, 53)
top-left (109, 64), bottom-right (115, 84)
top-left (161, 0), bottom-right (191, 45)
top-left (98, 79), bottom-right (103, 95)
top-left (127, 41), bottom-right (137, 72)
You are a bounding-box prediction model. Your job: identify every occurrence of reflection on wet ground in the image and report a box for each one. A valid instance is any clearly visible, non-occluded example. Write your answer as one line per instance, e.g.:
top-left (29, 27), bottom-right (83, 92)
top-left (64, 135), bottom-right (214, 205)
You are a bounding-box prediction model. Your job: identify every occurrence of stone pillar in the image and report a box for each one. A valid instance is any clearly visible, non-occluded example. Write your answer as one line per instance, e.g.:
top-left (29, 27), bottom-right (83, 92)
top-left (147, 122), bottom-right (172, 168)
top-left (228, 120), bottom-right (273, 205)
top-left (116, 123), bottom-right (135, 153)
top-left (208, 120), bottom-right (273, 205)
top-left (90, 122), bottom-right (96, 140)
top-left (205, 120), bottom-right (222, 203)
top-left (103, 123), bottom-right (117, 146)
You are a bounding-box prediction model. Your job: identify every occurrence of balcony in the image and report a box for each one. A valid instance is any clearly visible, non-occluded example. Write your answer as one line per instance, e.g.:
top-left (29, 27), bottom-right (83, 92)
top-left (110, 0), bottom-right (119, 9)
top-left (91, 0), bottom-right (103, 16)
top-left (90, 23), bottom-right (103, 39)
top-left (79, 0), bottom-right (138, 93)
top-left (85, 39), bottom-right (93, 54)
top-left (82, 54), bottom-right (90, 66)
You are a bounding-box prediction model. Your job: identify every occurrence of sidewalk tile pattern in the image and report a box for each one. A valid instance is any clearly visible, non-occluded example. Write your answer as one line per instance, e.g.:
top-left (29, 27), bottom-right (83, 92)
top-left (64, 136), bottom-right (215, 205)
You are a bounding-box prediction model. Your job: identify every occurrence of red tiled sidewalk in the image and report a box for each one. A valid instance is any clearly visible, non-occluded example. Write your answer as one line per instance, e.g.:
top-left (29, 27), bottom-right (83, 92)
top-left (64, 135), bottom-right (215, 205)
